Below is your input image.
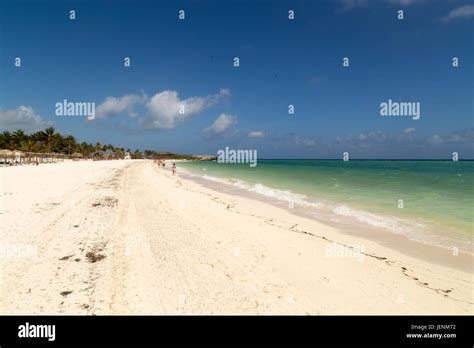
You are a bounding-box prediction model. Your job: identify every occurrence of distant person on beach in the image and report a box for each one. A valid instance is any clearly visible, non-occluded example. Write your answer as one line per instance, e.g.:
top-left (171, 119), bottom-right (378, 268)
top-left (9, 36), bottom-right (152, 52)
top-left (172, 163), bottom-right (176, 175)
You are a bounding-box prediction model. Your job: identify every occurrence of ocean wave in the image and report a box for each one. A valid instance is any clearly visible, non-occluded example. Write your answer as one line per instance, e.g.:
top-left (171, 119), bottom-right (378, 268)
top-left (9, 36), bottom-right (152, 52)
top-left (329, 205), bottom-right (468, 250)
top-left (192, 172), bottom-right (321, 208)
top-left (179, 167), bottom-right (468, 251)
top-left (333, 205), bottom-right (414, 235)
top-left (246, 183), bottom-right (321, 208)
top-left (186, 170), bottom-right (418, 233)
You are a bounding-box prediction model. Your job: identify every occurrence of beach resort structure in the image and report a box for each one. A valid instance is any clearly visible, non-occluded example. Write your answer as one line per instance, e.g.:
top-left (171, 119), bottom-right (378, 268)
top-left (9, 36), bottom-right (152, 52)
top-left (0, 147), bottom-right (132, 166)
top-left (0, 149), bottom-right (73, 166)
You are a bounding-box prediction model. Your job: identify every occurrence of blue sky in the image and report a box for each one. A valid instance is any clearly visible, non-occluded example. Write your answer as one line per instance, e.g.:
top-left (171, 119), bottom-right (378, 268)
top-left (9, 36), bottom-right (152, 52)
top-left (1, 0), bottom-right (473, 158)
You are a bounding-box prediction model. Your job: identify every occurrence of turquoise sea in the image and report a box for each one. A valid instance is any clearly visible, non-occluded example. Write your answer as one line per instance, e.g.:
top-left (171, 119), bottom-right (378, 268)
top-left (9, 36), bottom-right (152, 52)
top-left (179, 160), bottom-right (473, 252)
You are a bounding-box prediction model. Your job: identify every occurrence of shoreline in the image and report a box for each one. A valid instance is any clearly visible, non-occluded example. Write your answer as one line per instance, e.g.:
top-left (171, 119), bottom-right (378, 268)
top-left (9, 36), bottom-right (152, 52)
top-left (1, 160), bottom-right (472, 314)
top-left (175, 160), bottom-right (473, 255)
top-left (177, 166), bottom-right (473, 273)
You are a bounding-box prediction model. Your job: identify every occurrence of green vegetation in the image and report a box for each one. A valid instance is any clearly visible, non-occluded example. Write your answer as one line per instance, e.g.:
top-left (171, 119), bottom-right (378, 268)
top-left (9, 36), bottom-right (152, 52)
top-left (0, 127), bottom-right (212, 160)
top-left (0, 127), bottom-right (140, 159)
top-left (0, 127), bottom-right (200, 160)
top-left (142, 150), bottom-right (196, 160)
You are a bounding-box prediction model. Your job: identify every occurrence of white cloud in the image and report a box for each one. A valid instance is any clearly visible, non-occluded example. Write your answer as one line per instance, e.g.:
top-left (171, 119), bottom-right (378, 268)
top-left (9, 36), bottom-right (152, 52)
top-left (0, 105), bottom-right (52, 132)
top-left (442, 128), bottom-right (473, 143)
top-left (426, 129), bottom-right (474, 145)
top-left (204, 113), bottom-right (237, 134)
top-left (397, 128), bottom-right (416, 142)
top-left (292, 135), bottom-right (318, 147)
top-left (92, 88), bottom-right (230, 129)
top-left (428, 134), bottom-right (444, 145)
top-left (248, 131), bottom-right (265, 138)
top-left (330, 131), bottom-right (389, 151)
top-left (95, 93), bottom-right (147, 119)
top-left (143, 89), bottom-right (230, 129)
top-left (270, 128), bottom-right (474, 158)
top-left (440, 5), bottom-right (474, 23)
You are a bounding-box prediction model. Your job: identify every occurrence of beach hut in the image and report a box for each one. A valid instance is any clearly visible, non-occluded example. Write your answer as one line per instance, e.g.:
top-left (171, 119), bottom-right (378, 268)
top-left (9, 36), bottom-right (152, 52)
top-left (13, 150), bottom-right (25, 165)
top-left (91, 149), bottom-right (115, 160)
top-left (43, 153), bottom-right (52, 163)
top-left (71, 152), bottom-right (83, 161)
top-left (24, 152), bottom-right (41, 165)
top-left (0, 149), bottom-right (14, 166)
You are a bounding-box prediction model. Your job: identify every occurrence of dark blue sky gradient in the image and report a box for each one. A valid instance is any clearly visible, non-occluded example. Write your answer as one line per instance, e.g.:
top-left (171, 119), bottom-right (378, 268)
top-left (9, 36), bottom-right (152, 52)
top-left (1, 0), bottom-right (473, 158)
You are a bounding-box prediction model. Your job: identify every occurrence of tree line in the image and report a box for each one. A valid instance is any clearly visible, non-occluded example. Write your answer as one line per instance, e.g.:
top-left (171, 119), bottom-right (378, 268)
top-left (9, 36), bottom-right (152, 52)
top-left (0, 127), bottom-right (199, 160)
top-left (0, 127), bottom-right (143, 159)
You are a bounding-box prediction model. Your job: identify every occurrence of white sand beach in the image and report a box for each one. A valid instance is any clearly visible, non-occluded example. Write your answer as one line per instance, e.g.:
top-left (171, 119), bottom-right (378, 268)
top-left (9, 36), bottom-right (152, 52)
top-left (0, 160), bottom-right (472, 314)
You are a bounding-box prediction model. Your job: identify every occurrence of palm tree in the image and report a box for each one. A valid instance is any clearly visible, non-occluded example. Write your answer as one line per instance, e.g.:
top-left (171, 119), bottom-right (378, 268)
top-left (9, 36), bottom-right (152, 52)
top-left (133, 149), bottom-right (142, 159)
top-left (65, 135), bottom-right (76, 155)
top-left (0, 127), bottom-right (143, 160)
top-left (12, 129), bottom-right (26, 149)
top-left (78, 142), bottom-right (89, 157)
top-left (93, 142), bottom-right (102, 158)
top-left (0, 131), bottom-right (13, 150)
top-left (21, 139), bottom-right (38, 152)
top-left (39, 127), bottom-right (58, 153)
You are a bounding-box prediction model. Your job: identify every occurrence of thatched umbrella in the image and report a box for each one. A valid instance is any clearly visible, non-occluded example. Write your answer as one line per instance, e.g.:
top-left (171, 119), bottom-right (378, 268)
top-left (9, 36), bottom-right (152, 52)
top-left (0, 149), bottom-right (14, 165)
top-left (24, 151), bottom-right (40, 164)
top-left (71, 152), bottom-right (83, 161)
top-left (0, 149), bottom-right (14, 156)
top-left (13, 150), bottom-right (25, 164)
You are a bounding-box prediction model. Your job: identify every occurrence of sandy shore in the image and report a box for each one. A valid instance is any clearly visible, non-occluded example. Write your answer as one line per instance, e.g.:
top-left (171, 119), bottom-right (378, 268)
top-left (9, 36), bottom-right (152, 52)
top-left (0, 160), bottom-right (472, 314)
